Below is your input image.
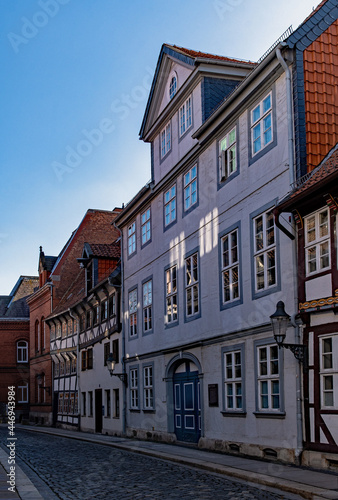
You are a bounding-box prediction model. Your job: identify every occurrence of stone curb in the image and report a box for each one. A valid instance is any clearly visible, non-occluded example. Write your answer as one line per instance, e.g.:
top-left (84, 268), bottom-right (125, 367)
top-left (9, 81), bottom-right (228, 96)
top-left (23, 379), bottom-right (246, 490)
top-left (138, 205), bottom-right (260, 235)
top-left (0, 446), bottom-right (44, 500)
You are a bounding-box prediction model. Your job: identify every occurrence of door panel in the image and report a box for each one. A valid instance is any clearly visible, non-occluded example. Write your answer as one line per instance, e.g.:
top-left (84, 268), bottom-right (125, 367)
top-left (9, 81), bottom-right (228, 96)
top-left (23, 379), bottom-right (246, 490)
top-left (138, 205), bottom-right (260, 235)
top-left (173, 370), bottom-right (200, 443)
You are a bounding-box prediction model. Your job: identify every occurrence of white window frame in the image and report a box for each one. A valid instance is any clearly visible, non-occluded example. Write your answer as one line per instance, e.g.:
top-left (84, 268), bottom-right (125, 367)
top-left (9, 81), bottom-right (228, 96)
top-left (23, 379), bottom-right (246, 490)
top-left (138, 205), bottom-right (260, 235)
top-left (179, 95), bottom-right (192, 136)
top-left (257, 345), bottom-right (280, 411)
top-left (130, 368), bottom-right (139, 409)
top-left (17, 382), bottom-right (29, 403)
top-left (141, 208), bottom-right (151, 245)
top-left (164, 185), bottom-right (176, 227)
top-left (251, 92), bottom-right (273, 156)
top-left (143, 280), bottom-right (152, 333)
top-left (185, 253), bottom-right (199, 317)
top-left (222, 229), bottom-right (239, 303)
top-left (128, 221), bottom-right (136, 256)
top-left (304, 207), bottom-right (330, 276)
top-left (129, 289), bottom-right (137, 337)
top-left (219, 127), bottom-right (237, 181)
top-left (169, 73), bottom-right (177, 100)
top-left (320, 335), bottom-right (338, 409)
top-left (184, 164), bottom-right (197, 211)
top-left (17, 341), bottom-right (28, 363)
top-left (161, 122), bottom-right (171, 158)
top-left (224, 350), bottom-right (242, 411)
top-left (166, 265), bottom-right (178, 324)
top-left (143, 365), bottom-right (154, 410)
top-left (253, 209), bottom-right (276, 292)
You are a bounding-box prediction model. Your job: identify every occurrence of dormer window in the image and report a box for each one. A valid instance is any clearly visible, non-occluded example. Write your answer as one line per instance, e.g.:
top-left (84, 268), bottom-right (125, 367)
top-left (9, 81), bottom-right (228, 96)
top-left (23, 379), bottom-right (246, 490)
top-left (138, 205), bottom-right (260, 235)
top-left (169, 73), bottom-right (177, 100)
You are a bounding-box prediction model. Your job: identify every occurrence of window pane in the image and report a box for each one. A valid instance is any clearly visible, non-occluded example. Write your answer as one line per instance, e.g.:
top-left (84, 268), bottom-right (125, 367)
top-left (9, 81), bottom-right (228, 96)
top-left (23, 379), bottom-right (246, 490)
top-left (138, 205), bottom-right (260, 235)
top-left (319, 210), bottom-right (328, 237)
top-left (324, 392), bottom-right (334, 407)
top-left (260, 381), bottom-right (268, 408)
top-left (256, 255), bottom-right (265, 290)
top-left (263, 94), bottom-right (271, 112)
top-left (223, 236), bottom-right (229, 268)
top-left (306, 216), bottom-right (316, 242)
top-left (223, 271), bottom-right (230, 302)
top-left (231, 231), bottom-right (238, 262)
top-left (229, 128), bottom-right (236, 144)
top-left (307, 247), bottom-right (317, 273)
top-left (193, 285), bottom-right (199, 313)
top-left (253, 105), bottom-right (260, 122)
top-left (232, 267), bottom-right (239, 299)
top-left (255, 216), bottom-right (263, 251)
top-left (320, 241), bottom-right (329, 269)
top-left (263, 114), bottom-right (272, 145)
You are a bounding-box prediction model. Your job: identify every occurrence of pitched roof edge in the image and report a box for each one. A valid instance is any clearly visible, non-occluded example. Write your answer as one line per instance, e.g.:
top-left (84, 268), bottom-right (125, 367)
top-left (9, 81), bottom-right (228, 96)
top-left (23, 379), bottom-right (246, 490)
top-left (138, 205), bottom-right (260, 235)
top-left (286, 0), bottom-right (337, 49)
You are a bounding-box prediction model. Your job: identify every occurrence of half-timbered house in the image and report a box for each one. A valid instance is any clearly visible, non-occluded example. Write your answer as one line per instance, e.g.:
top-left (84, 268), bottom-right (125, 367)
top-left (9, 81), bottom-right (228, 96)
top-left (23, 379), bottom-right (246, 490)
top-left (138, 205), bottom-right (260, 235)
top-left (277, 149), bottom-right (338, 469)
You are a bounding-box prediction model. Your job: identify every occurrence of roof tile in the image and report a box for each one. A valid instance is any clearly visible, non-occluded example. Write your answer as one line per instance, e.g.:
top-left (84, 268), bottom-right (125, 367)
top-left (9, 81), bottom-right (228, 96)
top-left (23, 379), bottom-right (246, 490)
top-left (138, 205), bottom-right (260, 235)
top-left (172, 45), bottom-right (256, 66)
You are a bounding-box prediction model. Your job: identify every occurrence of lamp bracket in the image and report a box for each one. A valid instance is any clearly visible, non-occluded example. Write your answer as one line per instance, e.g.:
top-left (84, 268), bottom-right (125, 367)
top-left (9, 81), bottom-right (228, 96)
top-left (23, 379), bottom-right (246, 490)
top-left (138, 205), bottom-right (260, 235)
top-left (283, 343), bottom-right (308, 372)
top-left (109, 371), bottom-right (128, 386)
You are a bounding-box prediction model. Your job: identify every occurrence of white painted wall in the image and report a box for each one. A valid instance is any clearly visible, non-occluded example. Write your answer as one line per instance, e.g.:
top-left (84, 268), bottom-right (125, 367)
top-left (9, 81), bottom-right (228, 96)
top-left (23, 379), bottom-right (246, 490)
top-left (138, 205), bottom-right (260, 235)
top-left (120, 69), bottom-right (300, 457)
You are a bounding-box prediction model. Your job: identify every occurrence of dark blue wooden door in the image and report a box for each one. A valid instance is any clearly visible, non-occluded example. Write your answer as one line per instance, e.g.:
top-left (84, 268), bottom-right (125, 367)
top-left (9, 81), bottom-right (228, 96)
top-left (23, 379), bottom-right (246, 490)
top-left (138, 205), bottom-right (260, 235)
top-left (173, 369), bottom-right (200, 443)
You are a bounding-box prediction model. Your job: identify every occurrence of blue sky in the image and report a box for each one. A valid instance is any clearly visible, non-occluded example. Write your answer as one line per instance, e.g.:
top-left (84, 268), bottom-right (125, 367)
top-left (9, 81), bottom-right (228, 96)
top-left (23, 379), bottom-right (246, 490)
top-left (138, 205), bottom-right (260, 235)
top-left (1, 0), bottom-right (318, 294)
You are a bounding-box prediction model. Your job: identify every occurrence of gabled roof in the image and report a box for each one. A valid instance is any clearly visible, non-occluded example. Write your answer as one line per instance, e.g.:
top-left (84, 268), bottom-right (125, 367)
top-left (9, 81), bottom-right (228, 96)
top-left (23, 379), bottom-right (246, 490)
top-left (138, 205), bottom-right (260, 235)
top-left (39, 247), bottom-right (58, 272)
top-left (171, 45), bottom-right (256, 65)
top-left (83, 241), bottom-right (120, 259)
top-left (0, 276), bottom-right (39, 319)
top-left (139, 43), bottom-right (256, 141)
top-left (278, 145), bottom-right (338, 211)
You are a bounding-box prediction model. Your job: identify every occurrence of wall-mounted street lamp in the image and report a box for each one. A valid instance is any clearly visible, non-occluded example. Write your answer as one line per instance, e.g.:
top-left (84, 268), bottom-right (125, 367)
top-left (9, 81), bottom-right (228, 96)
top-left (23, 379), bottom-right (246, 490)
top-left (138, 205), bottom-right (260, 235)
top-left (270, 301), bottom-right (308, 372)
top-left (36, 373), bottom-right (51, 395)
top-left (106, 353), bottom-right (128, 386)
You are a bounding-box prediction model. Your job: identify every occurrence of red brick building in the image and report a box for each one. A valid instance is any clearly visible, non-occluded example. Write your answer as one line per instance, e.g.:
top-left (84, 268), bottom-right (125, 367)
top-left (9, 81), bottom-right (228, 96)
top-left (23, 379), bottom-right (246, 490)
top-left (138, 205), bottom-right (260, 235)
top-left (27, 208), bottom-right (121, 425)
top-left (0, 276), bottom-right (38, 421)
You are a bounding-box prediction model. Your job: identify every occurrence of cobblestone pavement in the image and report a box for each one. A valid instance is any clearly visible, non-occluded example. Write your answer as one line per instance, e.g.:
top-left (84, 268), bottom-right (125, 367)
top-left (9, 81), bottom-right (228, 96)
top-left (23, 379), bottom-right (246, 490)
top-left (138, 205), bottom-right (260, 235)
top-left (0, 428), bottom-right (298, 500)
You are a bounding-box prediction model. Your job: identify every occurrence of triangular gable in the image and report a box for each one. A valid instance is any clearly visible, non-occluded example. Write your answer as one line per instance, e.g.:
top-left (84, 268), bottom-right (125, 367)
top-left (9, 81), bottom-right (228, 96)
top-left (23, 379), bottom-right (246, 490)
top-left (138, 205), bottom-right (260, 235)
top-left (139, 44), bottom-right (195, 140)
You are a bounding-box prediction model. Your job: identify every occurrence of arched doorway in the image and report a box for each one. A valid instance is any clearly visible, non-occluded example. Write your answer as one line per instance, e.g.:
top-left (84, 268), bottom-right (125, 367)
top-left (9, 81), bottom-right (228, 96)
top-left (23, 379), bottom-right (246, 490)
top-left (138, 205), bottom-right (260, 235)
top-left (166, 354), bottom-right (202, 444)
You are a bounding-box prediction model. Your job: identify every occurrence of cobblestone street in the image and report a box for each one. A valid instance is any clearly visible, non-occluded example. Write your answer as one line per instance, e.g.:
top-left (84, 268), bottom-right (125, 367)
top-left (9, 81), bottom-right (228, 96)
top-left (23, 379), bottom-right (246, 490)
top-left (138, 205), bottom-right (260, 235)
top-left (0, 428), bottom-right (300, 500)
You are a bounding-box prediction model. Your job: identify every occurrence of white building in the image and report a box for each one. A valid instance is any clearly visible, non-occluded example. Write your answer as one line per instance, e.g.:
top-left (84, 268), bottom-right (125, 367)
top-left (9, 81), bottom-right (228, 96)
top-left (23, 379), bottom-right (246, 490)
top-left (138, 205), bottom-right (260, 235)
top-left (115, 39), bottom-right (302, 464)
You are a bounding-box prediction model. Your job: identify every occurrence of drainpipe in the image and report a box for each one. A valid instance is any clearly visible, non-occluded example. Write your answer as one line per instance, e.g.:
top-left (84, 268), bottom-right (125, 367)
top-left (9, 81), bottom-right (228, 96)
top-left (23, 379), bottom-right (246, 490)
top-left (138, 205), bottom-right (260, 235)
top-left (276, 45), bottom-right (295, 187)
top-left (277, 46), bottom-right (305, 464)
top-left (291, 314), bottom-right (306, 465)
top-left (69, 308), bottom-right (80, 429)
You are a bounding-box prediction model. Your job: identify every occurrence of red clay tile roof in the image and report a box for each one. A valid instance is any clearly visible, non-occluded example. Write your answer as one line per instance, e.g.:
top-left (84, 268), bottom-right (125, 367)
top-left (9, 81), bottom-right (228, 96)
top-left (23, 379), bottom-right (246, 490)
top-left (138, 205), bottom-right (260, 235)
top-left (172, 45), bottom-right (256, 66)
top-left (88, 241), bottom-right (120, 259)
top-left (303, 18), bottom-right (338, 170)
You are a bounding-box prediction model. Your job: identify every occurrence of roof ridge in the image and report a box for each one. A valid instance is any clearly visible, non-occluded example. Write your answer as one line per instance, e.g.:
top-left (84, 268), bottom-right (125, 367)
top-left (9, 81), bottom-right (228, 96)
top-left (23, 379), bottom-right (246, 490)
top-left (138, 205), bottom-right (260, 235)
top-left (170, 44), bottom-right (256, 65)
